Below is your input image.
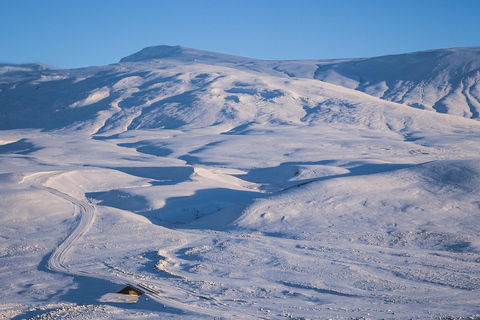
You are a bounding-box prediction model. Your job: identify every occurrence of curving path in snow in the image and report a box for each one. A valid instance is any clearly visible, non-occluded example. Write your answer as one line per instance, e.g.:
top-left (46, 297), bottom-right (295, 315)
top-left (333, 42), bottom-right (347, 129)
top-left (34, 172), bottom-right (96, 275)
top-left (32, 171), bottom-right (265, 319)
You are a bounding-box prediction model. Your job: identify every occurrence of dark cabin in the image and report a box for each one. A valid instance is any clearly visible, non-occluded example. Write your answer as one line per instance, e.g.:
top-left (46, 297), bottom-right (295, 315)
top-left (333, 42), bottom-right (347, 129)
top-left (117, 284), bottom-right (145, 296)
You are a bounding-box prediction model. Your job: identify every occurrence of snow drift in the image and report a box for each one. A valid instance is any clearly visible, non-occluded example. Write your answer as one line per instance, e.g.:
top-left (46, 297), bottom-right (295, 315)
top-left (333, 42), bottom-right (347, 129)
top-left (1, 45), bottom-right (480, 319)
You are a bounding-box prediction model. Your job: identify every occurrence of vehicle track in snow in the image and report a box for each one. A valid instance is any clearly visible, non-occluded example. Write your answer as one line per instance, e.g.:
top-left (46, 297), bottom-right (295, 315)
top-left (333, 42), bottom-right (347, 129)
top-left (34, 171), bottom-right (96, 275)
top-left (33, 171), bottom-right (268, 319)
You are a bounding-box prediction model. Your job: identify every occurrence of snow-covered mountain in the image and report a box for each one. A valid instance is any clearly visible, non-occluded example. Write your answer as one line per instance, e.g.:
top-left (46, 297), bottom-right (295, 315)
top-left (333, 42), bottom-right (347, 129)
top-left (1, 46), bottom-right (480, 319)
top-left (297, 47), bottom-right (480, 118)
top-left (2, 45), bottom-right (480, 133)
top-left (120, 45), bottom-right (480, 119)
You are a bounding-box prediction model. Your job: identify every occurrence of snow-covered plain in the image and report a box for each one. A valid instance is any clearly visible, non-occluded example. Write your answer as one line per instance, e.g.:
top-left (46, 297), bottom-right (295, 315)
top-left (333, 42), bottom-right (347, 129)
top-left (1, 45), bottom-right (480, 319)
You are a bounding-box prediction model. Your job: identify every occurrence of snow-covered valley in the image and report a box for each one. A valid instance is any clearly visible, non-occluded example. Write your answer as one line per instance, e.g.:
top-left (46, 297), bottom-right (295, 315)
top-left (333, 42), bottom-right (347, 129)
top-left (1, 45), bottom-right (480, 319)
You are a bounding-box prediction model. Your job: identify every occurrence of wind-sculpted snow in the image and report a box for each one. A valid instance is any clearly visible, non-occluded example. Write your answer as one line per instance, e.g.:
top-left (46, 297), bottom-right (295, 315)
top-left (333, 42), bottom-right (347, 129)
top-left (274, 47), bottom-right (480, 119)
top-left (1, 46), bottom-right (480, 319)
top-left (120, 45), bottom-right (480, 120)
top-left (236, 159), bottom-right (480, 238)
top-left (2, 46), bottom-right (480, 137)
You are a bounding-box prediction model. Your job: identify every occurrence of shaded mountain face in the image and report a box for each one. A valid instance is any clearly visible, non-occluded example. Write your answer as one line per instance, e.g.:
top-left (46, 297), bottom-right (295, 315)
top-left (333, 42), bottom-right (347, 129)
top-left (308, 47), bottom-right (480, 119)
top-left (268, 47), bottom-right (480, 119)
top-left (1, 45), bottom-right (480, 135)
top-left (120, 45), bottom-right (480, 120)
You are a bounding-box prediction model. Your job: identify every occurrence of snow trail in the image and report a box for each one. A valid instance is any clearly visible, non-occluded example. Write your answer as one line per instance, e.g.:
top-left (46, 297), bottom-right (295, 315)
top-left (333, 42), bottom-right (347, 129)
top-left (34, 172), bottom-right (96, 274)
top-left (32, 171), bottom-right (267, 319)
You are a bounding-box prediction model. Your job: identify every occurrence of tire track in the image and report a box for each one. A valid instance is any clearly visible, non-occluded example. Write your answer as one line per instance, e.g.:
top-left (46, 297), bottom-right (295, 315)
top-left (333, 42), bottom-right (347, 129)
top-left (34, 172), bottom-right (96, 274)
top-left (33, 171), bottom-right (267, 319)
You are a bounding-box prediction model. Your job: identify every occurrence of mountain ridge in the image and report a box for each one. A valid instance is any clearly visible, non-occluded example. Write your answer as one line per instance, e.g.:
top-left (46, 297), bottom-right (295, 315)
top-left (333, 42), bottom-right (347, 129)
top-left (1, 45), bottom-right (480, 136)
top-left (118, 45), bottom-right (480, 119)
top-left (2, 48), bottom-right (480, 136)
top-left (119, 44), bottom-right (256, 64)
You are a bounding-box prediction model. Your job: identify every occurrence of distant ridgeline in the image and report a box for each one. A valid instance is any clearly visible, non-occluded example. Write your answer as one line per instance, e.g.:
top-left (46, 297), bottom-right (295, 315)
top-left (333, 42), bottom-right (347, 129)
top-left (120, 45), bottom-right (480, 119)
top-left (1, 45), bottom-right (480, 133)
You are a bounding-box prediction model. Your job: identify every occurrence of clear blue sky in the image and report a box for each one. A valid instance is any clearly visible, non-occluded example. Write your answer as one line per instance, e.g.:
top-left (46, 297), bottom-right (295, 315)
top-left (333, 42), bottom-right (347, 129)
top-left (1, 0), bottom-right (480, 69)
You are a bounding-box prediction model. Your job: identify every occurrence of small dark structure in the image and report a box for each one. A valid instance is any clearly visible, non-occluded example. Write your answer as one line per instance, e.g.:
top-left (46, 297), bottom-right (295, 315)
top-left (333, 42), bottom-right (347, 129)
top-left (117, 284), bottom-right (145, 296)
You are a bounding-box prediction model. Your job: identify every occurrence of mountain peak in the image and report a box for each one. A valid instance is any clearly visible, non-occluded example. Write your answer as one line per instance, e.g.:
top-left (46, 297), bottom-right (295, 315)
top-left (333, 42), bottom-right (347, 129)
top-left (119, 45), bottom-right (251, 64)
top-left (119, 45), bottom-right (185, 62)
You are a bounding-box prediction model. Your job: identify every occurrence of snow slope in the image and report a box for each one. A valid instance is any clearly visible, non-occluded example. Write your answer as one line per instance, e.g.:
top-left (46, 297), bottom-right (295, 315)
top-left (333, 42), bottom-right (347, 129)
top-left (121, 45), bottom-right (480, 119)
top-left (308, 47), bottom-right (480, 119)
top-left (1, 46), bottom-right (480, 319)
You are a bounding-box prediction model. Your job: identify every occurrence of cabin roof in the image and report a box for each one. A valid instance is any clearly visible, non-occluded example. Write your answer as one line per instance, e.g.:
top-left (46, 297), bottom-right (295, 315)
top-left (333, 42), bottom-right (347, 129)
top-left (117, 284), bottom-right (145, 296)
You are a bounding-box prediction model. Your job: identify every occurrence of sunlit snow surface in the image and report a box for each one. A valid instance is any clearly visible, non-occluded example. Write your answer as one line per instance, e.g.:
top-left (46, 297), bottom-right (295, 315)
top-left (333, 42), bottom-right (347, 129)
top-left (1, 46), bottom-right (480, 319)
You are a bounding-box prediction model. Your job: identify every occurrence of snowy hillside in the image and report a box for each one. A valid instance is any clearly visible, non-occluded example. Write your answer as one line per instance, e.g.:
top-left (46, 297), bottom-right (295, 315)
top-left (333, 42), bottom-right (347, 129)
top-left (1, 45), bottom-right (480, 319)
top-left (122, 45), bottom-right (480, 119)
top-left (307, 47), bottom-right (480, 119)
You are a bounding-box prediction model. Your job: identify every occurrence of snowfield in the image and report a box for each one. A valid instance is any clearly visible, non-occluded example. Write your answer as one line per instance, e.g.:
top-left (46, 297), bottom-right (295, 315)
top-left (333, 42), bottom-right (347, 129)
top-left (1, 45), bottom-right (480, 319)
